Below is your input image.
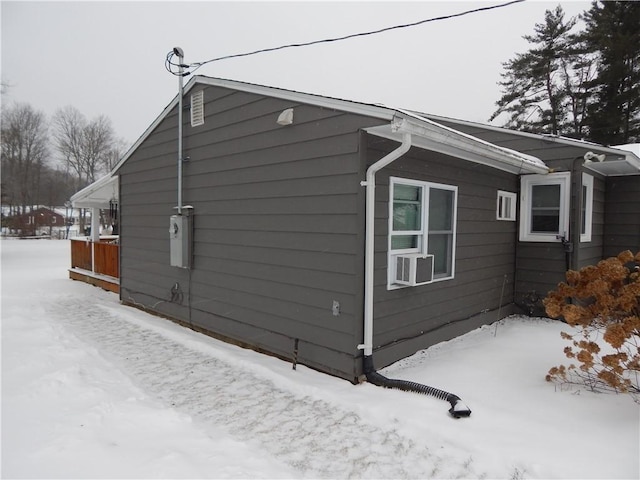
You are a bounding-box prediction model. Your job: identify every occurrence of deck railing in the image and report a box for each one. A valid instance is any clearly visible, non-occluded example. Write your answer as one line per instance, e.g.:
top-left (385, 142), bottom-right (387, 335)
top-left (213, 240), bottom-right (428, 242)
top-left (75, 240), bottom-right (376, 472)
top-left (70, 236), bottom-right (119, 292)
top-left (70, 238), bottom-right (92, 271)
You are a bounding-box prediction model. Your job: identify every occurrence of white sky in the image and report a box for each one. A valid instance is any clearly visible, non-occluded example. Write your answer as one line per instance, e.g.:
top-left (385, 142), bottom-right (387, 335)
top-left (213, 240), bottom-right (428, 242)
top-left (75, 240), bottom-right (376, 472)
top-left (2, 0), bottom-right (591, 150)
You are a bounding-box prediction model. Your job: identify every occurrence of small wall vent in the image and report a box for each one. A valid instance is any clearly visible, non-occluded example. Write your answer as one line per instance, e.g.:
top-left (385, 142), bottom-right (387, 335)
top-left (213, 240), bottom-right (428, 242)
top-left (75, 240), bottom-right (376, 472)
top-left (190, 90), bottom-right (204, 127)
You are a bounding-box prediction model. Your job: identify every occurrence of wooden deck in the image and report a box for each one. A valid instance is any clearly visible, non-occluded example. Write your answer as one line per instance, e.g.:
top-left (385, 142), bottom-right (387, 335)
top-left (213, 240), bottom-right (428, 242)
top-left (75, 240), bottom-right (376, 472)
top-left (69, 236), bottom-right (119, 293)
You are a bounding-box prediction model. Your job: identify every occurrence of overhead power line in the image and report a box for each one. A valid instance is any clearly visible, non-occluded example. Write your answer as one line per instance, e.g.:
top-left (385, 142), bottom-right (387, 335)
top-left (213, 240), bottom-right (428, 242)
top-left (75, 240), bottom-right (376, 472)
top-left (165, 0), bottom-right (525, 77)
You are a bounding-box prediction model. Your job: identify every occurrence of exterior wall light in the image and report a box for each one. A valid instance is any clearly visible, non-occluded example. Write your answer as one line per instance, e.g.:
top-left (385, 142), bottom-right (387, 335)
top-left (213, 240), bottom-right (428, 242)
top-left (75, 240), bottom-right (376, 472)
top-left (276, 108), bottom-right (294, 126)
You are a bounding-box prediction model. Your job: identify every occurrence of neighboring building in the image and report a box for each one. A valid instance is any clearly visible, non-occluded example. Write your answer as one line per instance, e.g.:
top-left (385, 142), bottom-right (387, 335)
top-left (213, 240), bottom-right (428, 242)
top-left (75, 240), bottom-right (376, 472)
top-left (77, 76), bottom-right (640, 382)
top-left (1, 205), bottom-right (92, 238)
top-left (3, 207), bottom-right (65, 237)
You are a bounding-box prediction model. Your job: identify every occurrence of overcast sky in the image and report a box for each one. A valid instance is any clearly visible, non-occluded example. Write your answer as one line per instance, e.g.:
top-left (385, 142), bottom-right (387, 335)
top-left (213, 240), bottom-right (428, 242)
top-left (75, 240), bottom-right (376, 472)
top-left (2, 0), bottom-right (591, 149)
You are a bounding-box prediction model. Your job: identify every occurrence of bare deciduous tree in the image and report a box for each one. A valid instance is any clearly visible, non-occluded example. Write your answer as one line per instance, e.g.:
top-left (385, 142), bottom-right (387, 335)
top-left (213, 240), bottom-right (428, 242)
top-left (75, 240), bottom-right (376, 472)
top-left (1, 103), bottom-right (49, 215)
top-left (52, 106), bottom-right (115, 190)
top-left (104, 138), bottom-right (128, 172)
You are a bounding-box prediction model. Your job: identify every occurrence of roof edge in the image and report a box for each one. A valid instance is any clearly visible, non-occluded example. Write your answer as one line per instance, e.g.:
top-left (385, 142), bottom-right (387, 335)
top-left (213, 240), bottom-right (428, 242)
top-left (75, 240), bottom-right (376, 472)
top-left (426, 113), bottom-right (640, 157)
top-left (365, 115), bottom-right (548, 175)
top-left (193, 76), bottom-right (396, 120)
top-left (424, 113), bottom-right (640, 176)
top-left (110, 76), bottom-right (550, 178)
top-left (397, 112), bottom-right (547, 173)
top-left (111, 75), bottom-right (396, 174)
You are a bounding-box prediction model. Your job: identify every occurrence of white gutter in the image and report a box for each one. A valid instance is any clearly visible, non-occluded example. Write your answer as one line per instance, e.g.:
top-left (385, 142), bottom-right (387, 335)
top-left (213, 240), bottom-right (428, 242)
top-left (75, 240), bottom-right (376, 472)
top-left (358, 132), bottom-right (412, 357)
top-left (367, 116), bottom-right (548, 175)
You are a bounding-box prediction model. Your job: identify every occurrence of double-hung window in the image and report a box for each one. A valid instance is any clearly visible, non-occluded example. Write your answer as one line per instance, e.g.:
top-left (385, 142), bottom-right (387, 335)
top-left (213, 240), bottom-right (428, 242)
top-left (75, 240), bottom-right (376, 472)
top-left (519, 172), bottom-right (571, 242)
top-left (389, 177), bottom-right (457, 288)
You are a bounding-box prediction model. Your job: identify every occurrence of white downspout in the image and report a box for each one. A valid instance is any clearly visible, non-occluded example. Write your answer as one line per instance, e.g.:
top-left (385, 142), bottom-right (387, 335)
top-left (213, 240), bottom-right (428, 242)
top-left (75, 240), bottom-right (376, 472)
top-left (358, 133), bottom-right (412, 357)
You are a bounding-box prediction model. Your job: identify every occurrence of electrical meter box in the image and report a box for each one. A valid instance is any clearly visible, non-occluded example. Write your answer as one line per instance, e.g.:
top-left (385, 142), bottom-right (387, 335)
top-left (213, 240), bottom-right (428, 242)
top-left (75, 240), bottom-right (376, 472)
top-left (169, 214), bottom-right (192, 268)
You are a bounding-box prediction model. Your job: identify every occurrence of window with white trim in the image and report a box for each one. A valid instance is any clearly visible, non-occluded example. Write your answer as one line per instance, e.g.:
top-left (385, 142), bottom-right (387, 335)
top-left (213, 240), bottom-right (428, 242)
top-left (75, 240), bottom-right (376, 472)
top-left (581, 173), bottom-right (593, 242)
top-left (388, 177), bottom-right (457, 288)
top-left (519, 172), bottom-right (571, 242)
top-left (497, 190), bottom-right (517, 221)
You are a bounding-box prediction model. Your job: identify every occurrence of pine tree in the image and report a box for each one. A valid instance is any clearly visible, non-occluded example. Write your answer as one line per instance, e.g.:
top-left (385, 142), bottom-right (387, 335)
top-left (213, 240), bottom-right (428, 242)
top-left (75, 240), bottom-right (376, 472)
top-left (581, 1), bottom-right (640, 145)
top-left (490, 6), bottom-right (585, 136)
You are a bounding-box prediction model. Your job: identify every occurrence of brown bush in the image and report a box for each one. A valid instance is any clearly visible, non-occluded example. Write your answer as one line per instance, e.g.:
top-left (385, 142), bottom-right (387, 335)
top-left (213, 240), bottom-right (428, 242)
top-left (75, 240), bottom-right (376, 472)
top-left (543, 250), bottom-right (640, 399)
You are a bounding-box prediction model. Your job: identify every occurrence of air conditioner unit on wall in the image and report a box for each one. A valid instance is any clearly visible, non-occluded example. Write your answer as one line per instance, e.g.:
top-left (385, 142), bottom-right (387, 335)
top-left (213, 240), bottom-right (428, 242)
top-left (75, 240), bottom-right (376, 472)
top-left (394, 254), bottom-right (434, 286)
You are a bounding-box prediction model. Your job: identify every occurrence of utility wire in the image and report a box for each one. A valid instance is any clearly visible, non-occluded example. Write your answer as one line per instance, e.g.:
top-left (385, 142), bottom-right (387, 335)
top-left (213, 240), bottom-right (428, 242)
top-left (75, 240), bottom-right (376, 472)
top-left (165, 0), bottom-right (525, 76)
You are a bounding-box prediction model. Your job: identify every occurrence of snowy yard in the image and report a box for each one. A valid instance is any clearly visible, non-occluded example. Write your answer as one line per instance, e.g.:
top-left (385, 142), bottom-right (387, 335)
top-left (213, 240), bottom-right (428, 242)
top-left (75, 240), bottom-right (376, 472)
top-left (1, 239), bottom-right (638, 479)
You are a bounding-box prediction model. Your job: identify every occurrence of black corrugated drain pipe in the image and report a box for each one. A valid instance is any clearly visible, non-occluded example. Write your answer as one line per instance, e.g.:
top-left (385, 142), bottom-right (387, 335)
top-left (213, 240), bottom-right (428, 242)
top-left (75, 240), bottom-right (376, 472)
top-left (363, 355), bottom-right (472, 419)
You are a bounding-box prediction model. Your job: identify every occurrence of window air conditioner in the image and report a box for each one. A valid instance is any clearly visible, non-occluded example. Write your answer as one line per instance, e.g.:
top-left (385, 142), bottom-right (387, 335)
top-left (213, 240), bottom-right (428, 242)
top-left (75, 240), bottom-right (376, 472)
top-left (394, 254), bottom-right (434, 286)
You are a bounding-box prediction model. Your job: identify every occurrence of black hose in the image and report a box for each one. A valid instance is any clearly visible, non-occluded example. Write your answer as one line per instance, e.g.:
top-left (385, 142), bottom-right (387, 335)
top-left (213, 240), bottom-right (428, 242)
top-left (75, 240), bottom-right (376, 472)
top-left (363, 355), bottom-right (471, 418)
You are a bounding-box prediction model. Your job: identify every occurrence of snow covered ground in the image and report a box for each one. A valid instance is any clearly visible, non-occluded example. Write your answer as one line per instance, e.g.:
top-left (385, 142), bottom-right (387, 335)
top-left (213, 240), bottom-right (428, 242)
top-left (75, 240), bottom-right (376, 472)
top-left (1, 239), bottom-right (638, 479)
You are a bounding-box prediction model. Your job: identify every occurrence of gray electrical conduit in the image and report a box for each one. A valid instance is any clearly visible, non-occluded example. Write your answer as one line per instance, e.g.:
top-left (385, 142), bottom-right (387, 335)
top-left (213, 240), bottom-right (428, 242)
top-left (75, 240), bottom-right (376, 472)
top-left (360, 125), bottom-right (471, 418)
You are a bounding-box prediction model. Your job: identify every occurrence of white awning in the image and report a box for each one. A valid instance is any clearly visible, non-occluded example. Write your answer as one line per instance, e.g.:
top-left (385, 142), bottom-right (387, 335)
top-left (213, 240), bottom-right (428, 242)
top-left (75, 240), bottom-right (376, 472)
top-left (70, 174), bottom-right (118, 208)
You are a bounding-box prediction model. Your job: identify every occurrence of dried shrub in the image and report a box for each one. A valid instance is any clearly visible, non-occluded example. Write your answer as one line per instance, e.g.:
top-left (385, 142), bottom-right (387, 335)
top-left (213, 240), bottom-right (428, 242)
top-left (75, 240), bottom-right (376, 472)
top-left (543, 250), bottom-right (640, 401)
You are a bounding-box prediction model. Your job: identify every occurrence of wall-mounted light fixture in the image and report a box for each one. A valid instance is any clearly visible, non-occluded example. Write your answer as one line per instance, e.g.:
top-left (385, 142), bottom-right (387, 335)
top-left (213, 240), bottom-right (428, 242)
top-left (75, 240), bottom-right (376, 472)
top-left (584, 151), bottom-right (606, 163)
top-left (276, 108), bottom-right (294, 126)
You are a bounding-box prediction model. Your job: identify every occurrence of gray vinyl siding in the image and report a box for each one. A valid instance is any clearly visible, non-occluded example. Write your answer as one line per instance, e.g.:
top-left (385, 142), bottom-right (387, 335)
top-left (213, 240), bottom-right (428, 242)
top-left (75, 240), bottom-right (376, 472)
top-left (513, 170), bottom-right (606, 313)
top-left (365, 136), bottom-right (519, 369)
top-left (425, 118), bottom-right (614, 313)
top-left (604, 175), bottom-right (640, 257)
top-left (514, 243), bottom-right (567, 314)
top-left (118, 85), bottom-right (383, 381)
top-left (390, 115), bottom-right (639, 317)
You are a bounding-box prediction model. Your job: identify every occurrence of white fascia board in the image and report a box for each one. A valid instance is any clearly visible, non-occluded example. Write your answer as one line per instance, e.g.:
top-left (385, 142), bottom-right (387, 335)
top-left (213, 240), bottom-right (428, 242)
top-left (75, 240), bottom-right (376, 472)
top-left (366, 116), bottom-right (549, 175)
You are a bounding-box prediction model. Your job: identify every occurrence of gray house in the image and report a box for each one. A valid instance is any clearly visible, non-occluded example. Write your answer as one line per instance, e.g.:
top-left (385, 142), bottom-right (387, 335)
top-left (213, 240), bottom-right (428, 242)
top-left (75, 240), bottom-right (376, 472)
top-left (103, 76), bottom-right (639, 383)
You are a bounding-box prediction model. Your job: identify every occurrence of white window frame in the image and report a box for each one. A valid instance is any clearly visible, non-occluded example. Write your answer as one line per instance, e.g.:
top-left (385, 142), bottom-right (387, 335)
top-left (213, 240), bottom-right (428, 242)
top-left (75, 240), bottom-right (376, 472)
top-left (519, 172), bottom-right (571, 242)
top-left (388, 177), bottom-right (457, 289)
top-left (497, 190), bottom-right (517, 221)
top-left (581, 173), bottom-right (593, 242)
